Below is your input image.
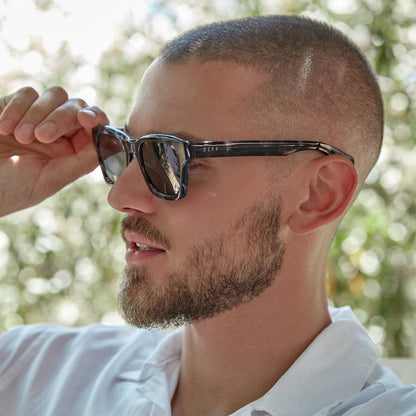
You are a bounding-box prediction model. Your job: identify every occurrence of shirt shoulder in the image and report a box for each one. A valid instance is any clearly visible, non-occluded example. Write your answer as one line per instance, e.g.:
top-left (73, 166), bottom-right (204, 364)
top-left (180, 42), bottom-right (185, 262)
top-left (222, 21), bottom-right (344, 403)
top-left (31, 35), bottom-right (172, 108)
top-left (0, 323), bottom-right (165, 389)
top-left (326, 363), bottom-right (416, 416)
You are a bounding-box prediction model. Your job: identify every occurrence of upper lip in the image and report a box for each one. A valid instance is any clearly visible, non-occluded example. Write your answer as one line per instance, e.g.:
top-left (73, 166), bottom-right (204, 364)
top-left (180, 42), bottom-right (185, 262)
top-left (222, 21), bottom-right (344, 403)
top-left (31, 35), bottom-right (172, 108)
top-left (123, 230), bottom-right (166, 251)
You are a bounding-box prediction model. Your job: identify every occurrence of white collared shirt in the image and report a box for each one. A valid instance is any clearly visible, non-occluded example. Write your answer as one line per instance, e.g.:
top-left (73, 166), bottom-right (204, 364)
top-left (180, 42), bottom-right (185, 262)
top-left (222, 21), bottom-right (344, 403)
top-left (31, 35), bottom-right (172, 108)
top-left (0, 307), bottom-right (415, 415)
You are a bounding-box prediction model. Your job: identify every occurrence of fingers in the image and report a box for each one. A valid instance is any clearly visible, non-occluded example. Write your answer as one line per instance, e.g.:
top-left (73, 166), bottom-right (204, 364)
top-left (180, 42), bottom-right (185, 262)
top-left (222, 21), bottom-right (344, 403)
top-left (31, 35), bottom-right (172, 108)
top-left (31, 97), bottom-right (87, 143)
top-left (0, 87), bottom-right (40, 137)
top-left (0, 86), bottom-right (70, 142)
top-left (0, 86), bottom-right (109, 144)
top-left (78, 106), bottom-right (110, 129)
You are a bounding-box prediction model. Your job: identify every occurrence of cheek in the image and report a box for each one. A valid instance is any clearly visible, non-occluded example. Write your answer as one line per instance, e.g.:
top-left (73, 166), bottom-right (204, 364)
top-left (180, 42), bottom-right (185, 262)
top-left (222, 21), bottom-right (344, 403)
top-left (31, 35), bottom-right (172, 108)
top-left (161, 160), bottom-right (282, 252)
top-left (172, 174), bottom-right (269, 240)
top-left (190, 159), bottom-right (271, 201)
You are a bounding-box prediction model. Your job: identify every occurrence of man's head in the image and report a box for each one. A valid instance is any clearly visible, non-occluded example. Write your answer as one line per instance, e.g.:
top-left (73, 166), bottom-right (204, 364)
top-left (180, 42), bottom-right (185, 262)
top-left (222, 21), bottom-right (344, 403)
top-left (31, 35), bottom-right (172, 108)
top-left (160, 15), bottom-right (383, 185)
top-left (107, 15), bottom-right (383, 328)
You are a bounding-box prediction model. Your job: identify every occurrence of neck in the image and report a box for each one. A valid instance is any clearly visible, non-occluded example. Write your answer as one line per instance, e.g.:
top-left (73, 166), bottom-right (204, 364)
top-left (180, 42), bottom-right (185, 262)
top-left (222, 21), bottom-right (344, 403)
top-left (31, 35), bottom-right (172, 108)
top-left (171, 267), bottom-right (331, 416)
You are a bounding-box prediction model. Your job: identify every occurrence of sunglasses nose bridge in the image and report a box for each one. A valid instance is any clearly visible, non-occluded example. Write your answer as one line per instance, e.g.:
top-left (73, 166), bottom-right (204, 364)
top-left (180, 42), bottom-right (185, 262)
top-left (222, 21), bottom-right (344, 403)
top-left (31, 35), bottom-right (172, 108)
top-left (125, 140), bottom-right (138, 165)
top-left (123, 140), bottom-right (151, 190)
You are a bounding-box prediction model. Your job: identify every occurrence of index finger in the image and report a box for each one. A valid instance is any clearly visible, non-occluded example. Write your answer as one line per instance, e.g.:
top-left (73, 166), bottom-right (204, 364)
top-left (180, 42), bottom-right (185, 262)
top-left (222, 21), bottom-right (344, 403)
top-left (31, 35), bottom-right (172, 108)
top-left (33, 103), bottom-right (110, 144)
top-left (13, 86), bottom-right (72, 143)
top-left (0, 87), bottom-right (39, 136)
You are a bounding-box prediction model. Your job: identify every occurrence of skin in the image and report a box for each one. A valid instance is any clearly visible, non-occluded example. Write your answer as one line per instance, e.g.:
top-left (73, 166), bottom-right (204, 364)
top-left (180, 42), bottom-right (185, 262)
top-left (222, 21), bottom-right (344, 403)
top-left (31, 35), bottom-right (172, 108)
top-left (0, 86), bottom-right (109, 216)
top-left (0, 59), bottom-right (358, 416)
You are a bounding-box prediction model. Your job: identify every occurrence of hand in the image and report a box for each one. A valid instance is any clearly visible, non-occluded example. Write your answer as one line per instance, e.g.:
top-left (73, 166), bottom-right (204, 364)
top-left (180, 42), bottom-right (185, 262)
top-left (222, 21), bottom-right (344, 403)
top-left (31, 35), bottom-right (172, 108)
top-left (0, 86), bottom-right (109, 216)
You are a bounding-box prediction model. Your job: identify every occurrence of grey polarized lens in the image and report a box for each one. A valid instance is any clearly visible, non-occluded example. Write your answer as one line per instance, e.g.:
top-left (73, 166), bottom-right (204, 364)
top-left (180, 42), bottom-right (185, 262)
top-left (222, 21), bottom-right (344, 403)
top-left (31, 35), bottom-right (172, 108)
top-left (100, 133), bottom-right (126, 182)
top-left (141, 141), bottom-right (182, 196)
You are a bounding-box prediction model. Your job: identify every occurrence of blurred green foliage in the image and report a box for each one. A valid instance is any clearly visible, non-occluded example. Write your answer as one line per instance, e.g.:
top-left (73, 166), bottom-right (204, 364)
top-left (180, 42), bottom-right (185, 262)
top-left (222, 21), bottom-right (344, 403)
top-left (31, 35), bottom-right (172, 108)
top-left (0, 0), bottom-right (415, 357)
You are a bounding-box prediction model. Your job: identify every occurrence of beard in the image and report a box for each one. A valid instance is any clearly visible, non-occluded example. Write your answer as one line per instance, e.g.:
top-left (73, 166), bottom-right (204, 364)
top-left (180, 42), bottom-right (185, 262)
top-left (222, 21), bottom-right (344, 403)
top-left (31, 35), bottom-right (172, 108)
top-left (118, 196), bottom-right (285, 329)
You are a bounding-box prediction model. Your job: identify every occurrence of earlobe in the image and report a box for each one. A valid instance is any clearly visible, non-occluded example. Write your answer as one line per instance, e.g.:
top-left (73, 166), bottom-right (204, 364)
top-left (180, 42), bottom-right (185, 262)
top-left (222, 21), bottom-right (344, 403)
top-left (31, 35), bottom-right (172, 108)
top-left (288, 157), bottom-right (358, 234)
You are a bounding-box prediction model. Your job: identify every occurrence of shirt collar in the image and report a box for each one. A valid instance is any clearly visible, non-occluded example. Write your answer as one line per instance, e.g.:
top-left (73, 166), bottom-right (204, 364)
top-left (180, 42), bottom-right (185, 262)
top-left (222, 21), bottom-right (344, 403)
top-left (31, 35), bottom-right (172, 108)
top-left (121, 307), bottom-right (378, 416)
top-left (124, 327), bottom-right (184, 413)
top-left (244, 306), bottom-right (379, 416)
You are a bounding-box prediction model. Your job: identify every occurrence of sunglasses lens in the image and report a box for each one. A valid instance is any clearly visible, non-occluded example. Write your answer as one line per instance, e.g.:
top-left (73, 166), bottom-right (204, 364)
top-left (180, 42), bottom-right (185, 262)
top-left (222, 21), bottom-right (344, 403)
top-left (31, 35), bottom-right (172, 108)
top-left (98, 130), bottom-right (127, 183)
top-left (141, 140), bottom-right (182, 198)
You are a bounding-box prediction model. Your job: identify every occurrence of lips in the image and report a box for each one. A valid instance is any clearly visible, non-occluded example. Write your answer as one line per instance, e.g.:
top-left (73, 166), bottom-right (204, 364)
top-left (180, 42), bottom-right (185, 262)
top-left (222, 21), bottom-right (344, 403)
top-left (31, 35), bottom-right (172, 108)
top-left (124, 230), bottom-right (165, 249)
top-left (123, 230), bottom-right (166, 264)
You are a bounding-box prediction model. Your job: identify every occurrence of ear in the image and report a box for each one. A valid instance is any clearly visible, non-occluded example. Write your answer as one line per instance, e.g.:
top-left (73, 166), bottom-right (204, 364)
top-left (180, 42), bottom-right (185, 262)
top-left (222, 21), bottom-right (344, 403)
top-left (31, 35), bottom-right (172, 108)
top-left (288, 156), bottom-right (358, 234)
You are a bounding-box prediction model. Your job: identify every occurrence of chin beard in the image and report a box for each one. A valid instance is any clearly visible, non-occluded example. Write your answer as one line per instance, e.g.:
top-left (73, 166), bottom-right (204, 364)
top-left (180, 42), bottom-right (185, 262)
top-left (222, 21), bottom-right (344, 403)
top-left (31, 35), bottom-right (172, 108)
top-left (118, 198), bottom-right (285, 329)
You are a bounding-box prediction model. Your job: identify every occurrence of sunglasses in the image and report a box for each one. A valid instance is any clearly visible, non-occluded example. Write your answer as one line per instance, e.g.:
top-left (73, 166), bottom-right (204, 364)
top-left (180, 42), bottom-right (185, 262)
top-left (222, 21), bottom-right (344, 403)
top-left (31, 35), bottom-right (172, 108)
top-left (93, 125), bottom-right (354, 201)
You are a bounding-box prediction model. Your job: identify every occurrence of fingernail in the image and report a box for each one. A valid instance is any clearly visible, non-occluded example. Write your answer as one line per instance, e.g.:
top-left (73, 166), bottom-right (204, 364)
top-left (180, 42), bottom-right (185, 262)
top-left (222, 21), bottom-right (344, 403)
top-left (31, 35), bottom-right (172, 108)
top-left (80, 109), bottom-right (97, 119)
top-left (0, 118), bottom-right (14, 134)
top-left (16, 124), bottom-right (34, 142)
top-left (37, 122), bottom-right (56, 138)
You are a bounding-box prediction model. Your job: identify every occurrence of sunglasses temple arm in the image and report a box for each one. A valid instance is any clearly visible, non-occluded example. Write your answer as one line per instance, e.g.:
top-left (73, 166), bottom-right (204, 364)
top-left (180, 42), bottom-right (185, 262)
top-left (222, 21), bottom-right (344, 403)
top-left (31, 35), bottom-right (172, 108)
top-left (189, 142), bottom-right (354, 164)
top-left (316, 143), bottom-right (355, 164)
top-left (189, 142), bottom-right (305, 159)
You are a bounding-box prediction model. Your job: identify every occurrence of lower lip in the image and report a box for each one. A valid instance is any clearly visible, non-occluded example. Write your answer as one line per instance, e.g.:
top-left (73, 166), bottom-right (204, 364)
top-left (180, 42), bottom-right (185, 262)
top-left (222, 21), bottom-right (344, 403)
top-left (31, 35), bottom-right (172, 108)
top-left (125, 247), bottom-right (165, 265)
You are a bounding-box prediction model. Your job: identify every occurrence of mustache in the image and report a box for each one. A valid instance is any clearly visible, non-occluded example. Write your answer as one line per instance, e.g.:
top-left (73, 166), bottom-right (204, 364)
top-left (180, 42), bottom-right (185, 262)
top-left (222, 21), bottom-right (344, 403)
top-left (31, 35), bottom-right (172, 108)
top-left (121, 216), bottom-right (171, 250)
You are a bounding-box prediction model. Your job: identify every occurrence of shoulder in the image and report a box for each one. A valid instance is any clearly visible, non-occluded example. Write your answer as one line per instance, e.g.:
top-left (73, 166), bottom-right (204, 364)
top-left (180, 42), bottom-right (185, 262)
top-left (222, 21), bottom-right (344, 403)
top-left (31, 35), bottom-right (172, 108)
top-left (359, 382), bottom-right (416, 415)
top-left (332, 363), bottom-right (416, 415)
top-left (367, 362), bottom-right (416, 413)
top-left (0, 322), bottom-right (165, 348)
top-left (0, 324), bottom-right (179, 414)
top-left (0, 324), bottom-right (166, 380)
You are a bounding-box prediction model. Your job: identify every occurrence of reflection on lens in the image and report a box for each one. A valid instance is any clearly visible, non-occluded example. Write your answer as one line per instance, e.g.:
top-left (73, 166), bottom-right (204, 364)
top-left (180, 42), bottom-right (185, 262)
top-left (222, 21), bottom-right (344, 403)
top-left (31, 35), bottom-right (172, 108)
top-left (142, 141), bottom-right (181, 196)
top-left (104, 154), bottom-right (125, 182)
top-left (100, 133), bottom-right (126, 182)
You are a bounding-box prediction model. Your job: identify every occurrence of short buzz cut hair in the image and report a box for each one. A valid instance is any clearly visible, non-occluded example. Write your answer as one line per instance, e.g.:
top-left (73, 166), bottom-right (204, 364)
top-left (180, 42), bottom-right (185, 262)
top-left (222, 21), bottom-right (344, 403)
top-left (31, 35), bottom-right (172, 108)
top-left (160, 15), bottom-right (384, 184)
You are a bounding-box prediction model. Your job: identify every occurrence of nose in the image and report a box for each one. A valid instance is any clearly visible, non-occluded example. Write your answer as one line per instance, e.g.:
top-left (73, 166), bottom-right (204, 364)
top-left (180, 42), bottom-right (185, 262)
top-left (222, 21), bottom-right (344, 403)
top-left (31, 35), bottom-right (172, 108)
top-left (107, 160), bottom-right (157, 216)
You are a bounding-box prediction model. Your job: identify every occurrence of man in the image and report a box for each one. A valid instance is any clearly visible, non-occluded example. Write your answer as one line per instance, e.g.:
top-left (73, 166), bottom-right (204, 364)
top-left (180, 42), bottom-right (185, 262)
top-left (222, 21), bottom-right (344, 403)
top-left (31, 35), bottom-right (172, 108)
top-left (0, 15), bottom-right (414, 416)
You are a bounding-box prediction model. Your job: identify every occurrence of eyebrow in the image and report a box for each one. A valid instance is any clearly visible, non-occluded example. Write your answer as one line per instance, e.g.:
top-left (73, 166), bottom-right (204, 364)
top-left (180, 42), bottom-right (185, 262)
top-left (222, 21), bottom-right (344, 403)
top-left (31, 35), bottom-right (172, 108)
top-left (123, 123), bottom-right (208, 143)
